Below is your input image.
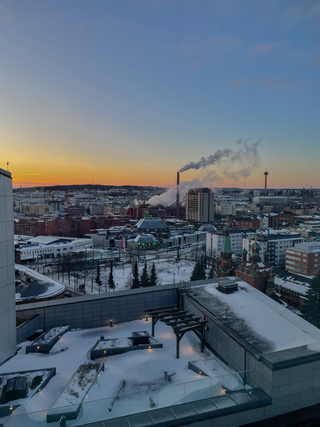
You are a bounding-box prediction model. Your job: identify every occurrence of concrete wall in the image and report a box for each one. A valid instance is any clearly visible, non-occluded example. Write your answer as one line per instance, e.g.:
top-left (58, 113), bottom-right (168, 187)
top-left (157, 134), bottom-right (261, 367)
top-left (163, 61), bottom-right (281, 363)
top-left (264, 360), bottom-right (320, 419)
top-left (182, 292), bottom-right (320, 425)
top-left (182, 296), bottom-right (248, 379)
top-left (0, 169), bottom-right (16, 363)
top-left (16, 285), bottom-right (177, 334)
top-left (16, 315), bottom-right (42, 344)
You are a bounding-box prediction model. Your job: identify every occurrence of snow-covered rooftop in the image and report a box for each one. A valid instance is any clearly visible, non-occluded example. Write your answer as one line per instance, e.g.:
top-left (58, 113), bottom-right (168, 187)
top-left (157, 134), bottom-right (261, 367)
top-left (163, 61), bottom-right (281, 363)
top-left (15, 264), bottom-right (65, 302)
top-left (0, 320), bottom-right (243, 426)
top-left (188, 280), bottom-right (320, 353)
top-left (274, 276), bottom-right (309, 296)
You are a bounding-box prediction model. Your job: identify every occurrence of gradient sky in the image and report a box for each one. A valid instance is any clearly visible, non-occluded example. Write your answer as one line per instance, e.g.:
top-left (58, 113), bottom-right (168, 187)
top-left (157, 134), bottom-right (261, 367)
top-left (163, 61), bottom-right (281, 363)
top-left (1, 0), bottom-right (319, 189)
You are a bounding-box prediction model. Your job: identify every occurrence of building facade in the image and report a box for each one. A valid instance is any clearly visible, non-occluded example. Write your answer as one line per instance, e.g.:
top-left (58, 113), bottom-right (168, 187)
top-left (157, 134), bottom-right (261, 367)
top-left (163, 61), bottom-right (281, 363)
top-left (286, 242), bottom-right (320, 276)
top-left (0, 168), bottom-right (16, 364)
top-left (186, 188), bottom-right (214, 223)
top-left (206, 229), bottom-right (255, 258)
top-left (243, 233), bottom-right (305, 268)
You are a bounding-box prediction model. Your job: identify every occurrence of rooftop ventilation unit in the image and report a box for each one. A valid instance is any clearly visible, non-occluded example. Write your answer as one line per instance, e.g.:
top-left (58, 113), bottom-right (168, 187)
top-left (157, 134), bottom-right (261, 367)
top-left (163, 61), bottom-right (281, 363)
top-left (217, 281), bottom-right (238, 294)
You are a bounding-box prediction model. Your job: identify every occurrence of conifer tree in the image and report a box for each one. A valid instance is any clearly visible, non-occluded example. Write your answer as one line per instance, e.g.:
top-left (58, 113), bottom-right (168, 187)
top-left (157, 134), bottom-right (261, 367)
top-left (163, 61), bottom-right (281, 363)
top-left (190, 261), bottom-right (206, 281)
top-left (140, 263), bottom-right (150, 287)
top-left (207, 265), bottom-right (215, 279)
top-left (108, 261), bottom-right (115, 290)
top-left (95, 262), bottom-right (102, 287)
top-left (131, 260), bottom-right (140, 289)
top-left (302, 273), bottom-right (320, 327)
top-left (149, 262), bottom-right (157, 287)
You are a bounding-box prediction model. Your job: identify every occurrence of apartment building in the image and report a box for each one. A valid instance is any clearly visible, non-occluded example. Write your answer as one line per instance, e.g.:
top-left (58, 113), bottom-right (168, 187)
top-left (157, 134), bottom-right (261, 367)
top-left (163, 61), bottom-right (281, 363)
top-left (243, 232), bottom-right (305, 268)
top-left (286, 242), bottom-right (320, 276)
top-left (186, 188), bottom-right (214, 223)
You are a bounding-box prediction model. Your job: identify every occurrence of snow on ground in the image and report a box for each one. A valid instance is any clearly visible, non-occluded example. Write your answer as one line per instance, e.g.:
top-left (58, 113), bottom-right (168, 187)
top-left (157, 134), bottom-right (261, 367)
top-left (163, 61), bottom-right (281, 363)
top-left (0, 320), bottom-right (243, 426)
top-left (35, 326), bottom-right (69, 344)
top-left (53, 258), bottom-right (196, 294)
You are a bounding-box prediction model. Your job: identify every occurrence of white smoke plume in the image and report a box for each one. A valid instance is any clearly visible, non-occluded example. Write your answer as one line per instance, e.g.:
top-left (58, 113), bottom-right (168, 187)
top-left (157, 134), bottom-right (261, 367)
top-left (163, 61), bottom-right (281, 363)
top-left (179, 148), bottom-right (232, 173)
top-left (179, 138), bottom-right (261, 173)
top-left (149, 179), bottom-right (202, 207)
top-left (148, 138), bottom-right (262, 206)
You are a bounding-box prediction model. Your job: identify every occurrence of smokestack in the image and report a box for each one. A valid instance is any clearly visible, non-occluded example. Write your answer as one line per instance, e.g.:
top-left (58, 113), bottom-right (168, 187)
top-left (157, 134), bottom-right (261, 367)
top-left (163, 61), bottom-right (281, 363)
top-left (302, 188), bottom-right (306, 215)
top-left (176, 172), bottom-right (180, 219)
top-left (264, 170), bottom-right (268, 196)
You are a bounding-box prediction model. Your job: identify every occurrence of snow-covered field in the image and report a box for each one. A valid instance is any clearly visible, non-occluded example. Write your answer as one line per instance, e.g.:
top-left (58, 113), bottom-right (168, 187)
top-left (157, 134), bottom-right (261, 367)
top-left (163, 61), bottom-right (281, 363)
top-left (0, 320), bottom-right (244, 426)
top-left (55, 257), bottom-right (196, 294)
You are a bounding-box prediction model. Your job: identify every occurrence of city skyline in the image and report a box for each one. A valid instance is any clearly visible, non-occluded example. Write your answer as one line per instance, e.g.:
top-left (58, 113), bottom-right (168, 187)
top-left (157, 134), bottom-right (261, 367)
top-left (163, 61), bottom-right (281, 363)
top-left (1, 0), bottom-right (319, 189)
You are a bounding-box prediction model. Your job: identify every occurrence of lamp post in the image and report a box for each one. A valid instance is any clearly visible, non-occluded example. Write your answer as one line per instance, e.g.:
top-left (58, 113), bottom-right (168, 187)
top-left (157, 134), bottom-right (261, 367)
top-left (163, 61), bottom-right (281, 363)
top-left (57, 249), bottom-right (61, 280)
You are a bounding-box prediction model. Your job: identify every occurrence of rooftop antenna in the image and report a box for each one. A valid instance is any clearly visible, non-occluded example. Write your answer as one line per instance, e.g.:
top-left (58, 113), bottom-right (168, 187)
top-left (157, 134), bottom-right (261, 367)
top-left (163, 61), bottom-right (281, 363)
top-left (6, 161), bottom-right (9, 171)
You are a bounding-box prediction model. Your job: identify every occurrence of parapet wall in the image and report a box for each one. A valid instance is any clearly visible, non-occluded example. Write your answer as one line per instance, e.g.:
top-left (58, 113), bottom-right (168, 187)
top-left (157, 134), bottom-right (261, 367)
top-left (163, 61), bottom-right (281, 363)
top-left (16, 285), bottom-right (177, 336)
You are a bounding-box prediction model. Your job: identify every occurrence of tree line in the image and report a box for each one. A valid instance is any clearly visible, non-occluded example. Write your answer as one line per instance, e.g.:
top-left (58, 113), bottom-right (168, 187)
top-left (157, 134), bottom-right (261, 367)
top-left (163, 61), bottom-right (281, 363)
top-left (131, 261), bottom-right (158, 289)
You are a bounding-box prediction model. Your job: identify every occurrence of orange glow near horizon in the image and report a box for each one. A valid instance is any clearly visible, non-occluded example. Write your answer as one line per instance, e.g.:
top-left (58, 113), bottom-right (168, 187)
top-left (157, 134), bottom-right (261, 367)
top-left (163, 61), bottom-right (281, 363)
top-left (6, 152), bottom-right (320, 190)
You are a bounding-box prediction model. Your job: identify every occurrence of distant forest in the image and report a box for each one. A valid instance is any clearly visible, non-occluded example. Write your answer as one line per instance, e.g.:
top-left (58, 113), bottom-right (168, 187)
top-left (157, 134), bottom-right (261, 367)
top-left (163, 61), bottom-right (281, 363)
top-left (13, 184), bottom-right (164, 193)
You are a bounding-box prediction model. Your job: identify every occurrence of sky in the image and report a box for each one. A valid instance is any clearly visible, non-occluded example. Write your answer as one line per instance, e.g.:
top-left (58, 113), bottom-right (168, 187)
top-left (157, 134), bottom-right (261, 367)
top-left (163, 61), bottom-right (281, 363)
top-left (1, 0), bottom-right (319, 189)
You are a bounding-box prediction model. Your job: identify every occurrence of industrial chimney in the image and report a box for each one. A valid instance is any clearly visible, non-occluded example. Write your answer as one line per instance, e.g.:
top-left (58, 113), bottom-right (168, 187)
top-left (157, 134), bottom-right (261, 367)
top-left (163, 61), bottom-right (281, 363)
top-left (264, 170), bottom-right (268, 196)
top-left (176, 172), bottom-right (180, 219)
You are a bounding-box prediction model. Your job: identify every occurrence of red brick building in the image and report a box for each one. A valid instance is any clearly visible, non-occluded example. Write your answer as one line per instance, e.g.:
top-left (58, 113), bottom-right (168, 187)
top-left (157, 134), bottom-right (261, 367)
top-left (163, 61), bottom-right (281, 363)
top-left (286, 242), bottom-right (320, 276)
top-left (235, 238), bottom-right (275, 295)
top-left (14, 215), bottom-right (129, 238)
top-left (236, 217), bottom-right (260, 230)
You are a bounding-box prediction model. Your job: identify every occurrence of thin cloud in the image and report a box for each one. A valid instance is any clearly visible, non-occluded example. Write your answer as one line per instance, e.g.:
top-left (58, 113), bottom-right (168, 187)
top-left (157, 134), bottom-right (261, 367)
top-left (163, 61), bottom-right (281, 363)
top-left (131, 0), bottom-right (175, 8)
top-left (0, 5), bottom-right (13, 24)
top-left (227, 78), bottom-right (253, 89)
top-left (227, 77), bottom-right (317, 90)
top-left (280, 2), bottom-right (320, 30)
top-left (175, 36), bottom-right (237, 57)
top-left (311, 55), bottom-right (320, 68)
top-left (249, 41), bottom-right (286, 55)
top-left (261, 78), bottom-right (315, 90)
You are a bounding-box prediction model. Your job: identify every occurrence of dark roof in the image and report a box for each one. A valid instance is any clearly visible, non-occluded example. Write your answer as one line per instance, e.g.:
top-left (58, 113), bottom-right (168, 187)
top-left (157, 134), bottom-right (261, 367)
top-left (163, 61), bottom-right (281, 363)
top-left (136, 218), bottom-right (167, 230)
top-left (16, 280), bottom-right (52, 298)
top-left (273, 269), bottom-right (313, 285)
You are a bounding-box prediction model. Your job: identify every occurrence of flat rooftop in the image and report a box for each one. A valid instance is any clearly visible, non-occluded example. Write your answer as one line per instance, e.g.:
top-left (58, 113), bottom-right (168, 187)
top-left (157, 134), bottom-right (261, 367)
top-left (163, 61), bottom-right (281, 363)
top-left (0, 320), bottom-right (250, 426)
top-left (187, 280), bottom-right (320, 358)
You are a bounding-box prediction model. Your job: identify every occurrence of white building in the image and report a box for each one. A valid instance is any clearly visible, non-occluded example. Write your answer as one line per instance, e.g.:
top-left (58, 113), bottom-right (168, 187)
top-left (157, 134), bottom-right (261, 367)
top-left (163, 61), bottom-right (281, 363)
top-left (243, 232), bottom-right (306, 268)
top-left (215, 202), bottom-right (236, 217)
top-left (16, 236), bottom-right (93, 262)
top-left (206, 229), bottom-right (255, 257)
top-left (0, 168), bottom-right (16, 364)
top-left (252, 196), bottom-right (288, 206)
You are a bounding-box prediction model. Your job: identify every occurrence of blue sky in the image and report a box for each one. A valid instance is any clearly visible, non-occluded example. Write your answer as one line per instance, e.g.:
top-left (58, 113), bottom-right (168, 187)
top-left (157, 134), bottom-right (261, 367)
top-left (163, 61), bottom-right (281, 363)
top-left (1, 0), bottom-right (319, 188)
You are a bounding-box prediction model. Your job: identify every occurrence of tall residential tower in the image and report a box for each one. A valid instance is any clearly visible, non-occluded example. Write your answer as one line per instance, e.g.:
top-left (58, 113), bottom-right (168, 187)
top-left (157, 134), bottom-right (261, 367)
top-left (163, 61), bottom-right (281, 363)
top-left (186, 188), bottom-right (214, 223)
